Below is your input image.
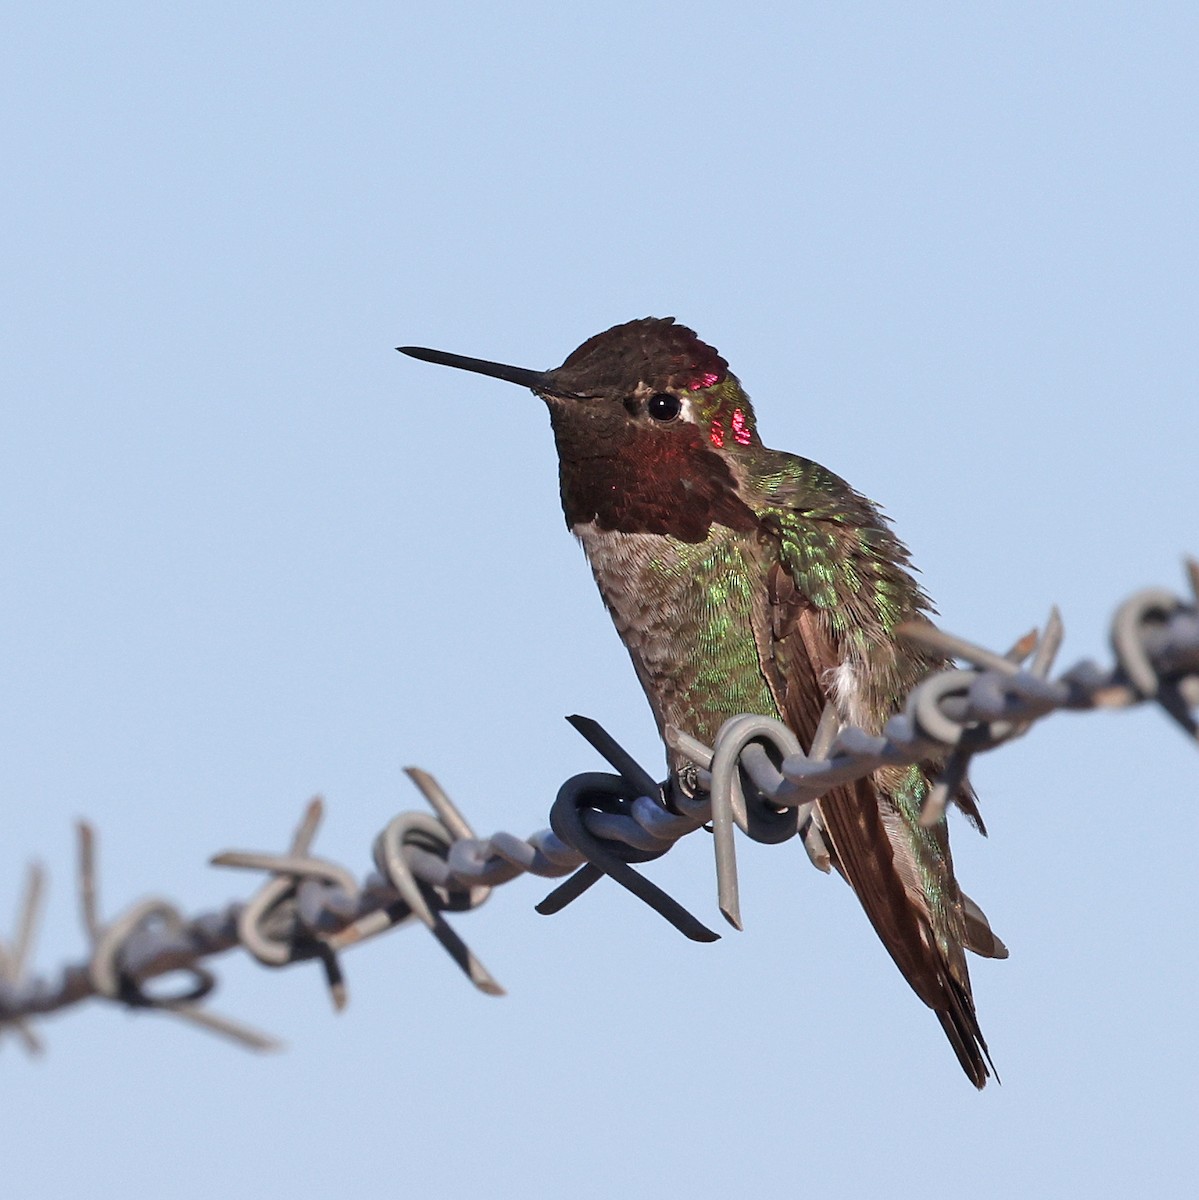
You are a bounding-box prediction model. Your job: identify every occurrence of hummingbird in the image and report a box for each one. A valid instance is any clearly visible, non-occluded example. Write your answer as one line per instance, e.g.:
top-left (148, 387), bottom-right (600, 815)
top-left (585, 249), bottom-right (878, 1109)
top-left (398, 317), bottom-right (1007, 1086)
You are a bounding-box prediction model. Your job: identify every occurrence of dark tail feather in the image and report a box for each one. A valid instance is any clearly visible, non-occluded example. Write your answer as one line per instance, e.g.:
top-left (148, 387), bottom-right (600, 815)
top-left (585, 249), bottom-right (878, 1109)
top-left (937, 974), bottom-right (999, 1089)
top-left (817, 778), bottom-right (999, 1087)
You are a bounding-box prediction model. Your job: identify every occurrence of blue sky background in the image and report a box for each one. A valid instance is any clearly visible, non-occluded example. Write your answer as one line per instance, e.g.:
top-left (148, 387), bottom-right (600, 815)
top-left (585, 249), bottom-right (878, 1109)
top-left (2, 3), bottom-right (1196, 1196)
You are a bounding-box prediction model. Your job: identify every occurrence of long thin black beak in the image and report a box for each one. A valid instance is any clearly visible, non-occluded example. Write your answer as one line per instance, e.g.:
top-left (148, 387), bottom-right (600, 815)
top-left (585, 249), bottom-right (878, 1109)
top-left (397, 345), bottom-right (550, 391)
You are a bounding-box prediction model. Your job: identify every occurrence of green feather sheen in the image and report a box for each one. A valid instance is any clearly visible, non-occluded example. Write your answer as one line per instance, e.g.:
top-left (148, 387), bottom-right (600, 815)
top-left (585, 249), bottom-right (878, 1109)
top-left (647, 532), bottom-right (779, 744)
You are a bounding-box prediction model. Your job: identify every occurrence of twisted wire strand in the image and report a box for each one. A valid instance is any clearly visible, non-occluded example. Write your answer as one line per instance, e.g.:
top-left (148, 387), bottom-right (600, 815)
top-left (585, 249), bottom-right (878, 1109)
top-left (1, 563), bottom-right (1195, 1053)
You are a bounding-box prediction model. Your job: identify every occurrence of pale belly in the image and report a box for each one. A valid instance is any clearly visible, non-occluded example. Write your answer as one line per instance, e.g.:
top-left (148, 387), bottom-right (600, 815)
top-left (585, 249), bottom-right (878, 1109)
top-left (573, 522), bottom-right (781, 757)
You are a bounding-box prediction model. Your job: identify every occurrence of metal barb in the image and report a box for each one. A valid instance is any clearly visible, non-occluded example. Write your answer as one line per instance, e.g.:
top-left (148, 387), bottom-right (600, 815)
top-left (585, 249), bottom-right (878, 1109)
top-left (211, 798), bottom-right (357, 1011)
top-left (369, 810), bottom-right (502, 995)
top-left (916, 612), bottom-right (1071, 826)
top-left (566, 714), bottom-right (663, 801)
top-left (897, 621), bottom-right (1021, 676)
top-left (536, 719), bottom-right (718, 940)
top-left (543, 766), bottom-right (719, 943)
top-left (78, 824), bottom-right (279, 1051)
top-left (0, 865), bottom-right (47, 1054)
top-left (706, 714), bottom-right (804, 929)
top-left (1186, 558), bottom-right (1199, 606)
top-left (1109, 578), bottom-right (1199, 742)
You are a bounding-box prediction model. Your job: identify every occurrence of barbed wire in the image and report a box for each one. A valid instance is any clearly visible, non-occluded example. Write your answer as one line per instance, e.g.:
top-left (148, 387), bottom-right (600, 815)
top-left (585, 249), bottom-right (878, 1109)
top-left (2, 561), bottom-right (1196, 1053)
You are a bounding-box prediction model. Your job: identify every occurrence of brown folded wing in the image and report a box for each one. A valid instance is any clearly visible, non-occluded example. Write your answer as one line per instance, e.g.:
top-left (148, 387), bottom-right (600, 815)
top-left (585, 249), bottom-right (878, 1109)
top-left (754, 560), bottom-right (993, 1087)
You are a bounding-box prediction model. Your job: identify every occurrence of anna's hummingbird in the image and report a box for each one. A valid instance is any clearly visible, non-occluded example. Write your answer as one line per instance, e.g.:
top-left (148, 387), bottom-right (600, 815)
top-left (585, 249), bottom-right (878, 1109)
top-left (399, 317), bottom-right (1007, 1087)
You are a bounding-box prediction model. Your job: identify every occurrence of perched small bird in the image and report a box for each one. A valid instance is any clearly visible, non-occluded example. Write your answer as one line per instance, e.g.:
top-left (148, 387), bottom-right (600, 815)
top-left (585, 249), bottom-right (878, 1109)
top-left (399, 318), bottom-right (1007, 1086)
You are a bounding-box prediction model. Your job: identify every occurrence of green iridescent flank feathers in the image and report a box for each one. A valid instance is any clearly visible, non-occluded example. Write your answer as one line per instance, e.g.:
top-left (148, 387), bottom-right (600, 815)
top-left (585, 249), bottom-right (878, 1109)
top-left (744, 453), bottom-right (941, 718)
top-left (644, 531), bottom-right (779, 743)
top-left (681, 389), bottom-right (982, 991)
top-left (891, 763), bottom-right (956, 957)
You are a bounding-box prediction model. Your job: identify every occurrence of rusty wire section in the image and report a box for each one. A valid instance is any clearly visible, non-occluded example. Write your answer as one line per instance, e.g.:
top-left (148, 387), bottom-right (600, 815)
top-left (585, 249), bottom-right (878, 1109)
top-left (2, 562), bottom-right (1196, 1053)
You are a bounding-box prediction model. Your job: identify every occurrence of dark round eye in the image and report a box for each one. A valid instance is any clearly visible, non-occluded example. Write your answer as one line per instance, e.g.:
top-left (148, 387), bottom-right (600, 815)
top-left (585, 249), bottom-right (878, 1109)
top-left (647, 392), bottom-right (681, 422)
